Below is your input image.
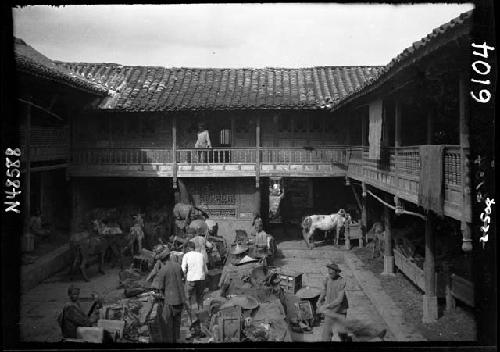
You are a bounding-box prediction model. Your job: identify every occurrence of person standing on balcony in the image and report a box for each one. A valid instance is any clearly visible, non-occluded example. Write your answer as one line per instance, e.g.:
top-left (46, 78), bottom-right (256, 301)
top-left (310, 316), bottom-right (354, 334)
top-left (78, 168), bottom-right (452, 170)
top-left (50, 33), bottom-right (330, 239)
top-left (195, 122), bottom-right (211, 163)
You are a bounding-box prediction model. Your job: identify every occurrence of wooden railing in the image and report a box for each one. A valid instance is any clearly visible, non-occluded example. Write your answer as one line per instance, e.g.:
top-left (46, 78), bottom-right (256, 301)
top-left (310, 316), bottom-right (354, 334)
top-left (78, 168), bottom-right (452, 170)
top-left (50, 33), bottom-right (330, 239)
top-left (73, 146), bottom-right (349, 166)
top-left (177, 148), bottom-right (256, 164)
top-left (261, 146), bottom-right (348, 165)
top-left (72, 148), bottom-right (173, 164)
top-left (22, 145), bottom-right (70, 162)
top-left (348, 145), bottom-right (464, 181)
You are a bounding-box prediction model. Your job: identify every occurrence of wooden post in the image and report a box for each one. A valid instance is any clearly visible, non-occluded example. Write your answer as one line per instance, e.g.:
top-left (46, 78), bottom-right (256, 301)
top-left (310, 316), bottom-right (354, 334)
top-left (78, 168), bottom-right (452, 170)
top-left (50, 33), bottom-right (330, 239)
top-left (255, 116), bottom-right (261, 189)
top-left (172, 115), bottom-right (177, 189)
top-left (361, 181), bottom-right (367, 244)
top-left (458, 74), bottom-right (472, 252)
top-left (272, 113), bottom-right (279, 147)
top-left (382, 198), bottom-right (395, 276)
top-left (394, 101), bottom-right (402, 188)
top-left (23, 102), bottom-right (31, 237)
top-left (350, 183), bottom-right (364, 248)
top-left (443, 262), bottom-right (456, 312)
top-left (361, 110), bottom-right (367, 147)
top-left (423, 211), bottom-right (438, 323)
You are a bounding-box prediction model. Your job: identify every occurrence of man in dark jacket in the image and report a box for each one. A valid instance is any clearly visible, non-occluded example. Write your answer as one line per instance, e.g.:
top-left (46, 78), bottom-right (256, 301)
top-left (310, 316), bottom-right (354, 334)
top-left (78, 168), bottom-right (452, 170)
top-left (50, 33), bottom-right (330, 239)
top-left (318, 261), bottom-right (349, 341)
top-left (152, 247), bottom-right (187, 343)
top-left (58, 285), bottom-right (97, 339)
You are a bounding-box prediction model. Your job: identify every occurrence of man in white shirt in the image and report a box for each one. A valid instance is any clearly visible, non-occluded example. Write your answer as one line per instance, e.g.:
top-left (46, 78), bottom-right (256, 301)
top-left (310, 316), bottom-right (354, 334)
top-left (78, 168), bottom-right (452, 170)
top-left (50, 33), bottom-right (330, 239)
top-left (181, 241), bottom-right (207, 312)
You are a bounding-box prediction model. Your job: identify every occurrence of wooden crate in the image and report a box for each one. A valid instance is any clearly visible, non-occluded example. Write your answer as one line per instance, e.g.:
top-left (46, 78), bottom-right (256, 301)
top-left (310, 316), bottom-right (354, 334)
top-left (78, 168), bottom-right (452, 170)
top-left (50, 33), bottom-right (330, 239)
top-left (218, 305), bottom-right (241, 342)
top-left (451, 274), bottom-right (475, 307)
top-left (278, 271), bottom-right (302, 294)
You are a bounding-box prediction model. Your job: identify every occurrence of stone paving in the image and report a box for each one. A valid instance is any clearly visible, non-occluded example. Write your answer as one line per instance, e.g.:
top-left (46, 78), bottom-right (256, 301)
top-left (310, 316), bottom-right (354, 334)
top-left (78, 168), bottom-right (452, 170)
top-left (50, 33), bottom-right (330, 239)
top-left (276, 240), bottom-right (395, 342)
top-left (20, 238), bottom-right (415, 343)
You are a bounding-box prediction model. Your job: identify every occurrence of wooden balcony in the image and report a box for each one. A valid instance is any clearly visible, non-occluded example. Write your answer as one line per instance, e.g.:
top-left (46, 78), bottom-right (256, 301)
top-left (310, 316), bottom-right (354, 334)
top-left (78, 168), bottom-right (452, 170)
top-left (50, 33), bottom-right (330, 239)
top-left (69, 146), bottom-right (348, 178)
top-left (346, 145), bottom-right (470, 222)
top-left (69, 144), bottom-right (470, 222)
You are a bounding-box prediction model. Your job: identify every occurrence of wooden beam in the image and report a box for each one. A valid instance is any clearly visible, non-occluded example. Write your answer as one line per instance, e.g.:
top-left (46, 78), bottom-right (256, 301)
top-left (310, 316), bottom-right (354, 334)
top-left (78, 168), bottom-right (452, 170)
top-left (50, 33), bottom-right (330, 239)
top-left (382, 196), bottom-right (395, 275)
top-left (361, 181), bottom-right (367, 241)
top-left (382, 101), bottom-right (390, 147)
top-left (361, 109), bottom-right (367, 146)
top-left (423, 211), bottom-right (438, 323)
top-left (22, 163), bottom-right (69, 173)
top-left (172, 115), bottom-right (177, 189)
top-left (255, 115), bottom-right (261, 188)
top-left (350, 183), bottom-right (363, 213)
top-left (18, 97), bottom-right (63, 121)
top-left (394, 101), bottom-right (402, 147)
top-left (394, 101), bottom-right (402, 189)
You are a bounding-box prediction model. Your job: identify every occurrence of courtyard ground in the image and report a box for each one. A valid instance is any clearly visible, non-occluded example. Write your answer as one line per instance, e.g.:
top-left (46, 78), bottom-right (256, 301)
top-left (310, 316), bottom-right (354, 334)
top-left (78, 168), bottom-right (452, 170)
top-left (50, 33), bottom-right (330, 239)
top-left (352, 246), bottom-right (477, 341)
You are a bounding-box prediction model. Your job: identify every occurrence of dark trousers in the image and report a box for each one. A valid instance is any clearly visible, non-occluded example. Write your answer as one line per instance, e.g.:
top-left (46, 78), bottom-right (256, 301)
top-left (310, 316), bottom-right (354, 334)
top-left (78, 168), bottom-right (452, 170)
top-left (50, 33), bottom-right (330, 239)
top-left (186, 280), bottom-right (204, 309)
top-left (160, 303), bottom-right (183, 343)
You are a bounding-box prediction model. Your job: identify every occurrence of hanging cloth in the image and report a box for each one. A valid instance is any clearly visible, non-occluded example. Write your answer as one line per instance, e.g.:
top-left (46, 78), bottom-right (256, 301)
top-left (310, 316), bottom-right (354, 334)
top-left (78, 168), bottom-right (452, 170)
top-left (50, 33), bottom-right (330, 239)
top-left (368, 99), bottom-right (383, 160)
top-left (418, 145), bottom-right (445, 217)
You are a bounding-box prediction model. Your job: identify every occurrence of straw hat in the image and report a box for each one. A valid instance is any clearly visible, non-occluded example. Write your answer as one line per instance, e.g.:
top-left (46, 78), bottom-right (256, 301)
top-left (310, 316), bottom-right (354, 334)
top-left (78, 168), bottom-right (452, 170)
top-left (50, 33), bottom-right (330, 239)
top-left (326, 261), bottom-right (341, 272)
top-left (296, 286), bottom-right (321, 300)
top-left (220, 295), bottom-right (259, 311)
top-left (236, 255), bottom-right (259, 265)
top-left (230, 244), bottom-right (249, 255)
top-left (157, 247), bottom-right (171, 261)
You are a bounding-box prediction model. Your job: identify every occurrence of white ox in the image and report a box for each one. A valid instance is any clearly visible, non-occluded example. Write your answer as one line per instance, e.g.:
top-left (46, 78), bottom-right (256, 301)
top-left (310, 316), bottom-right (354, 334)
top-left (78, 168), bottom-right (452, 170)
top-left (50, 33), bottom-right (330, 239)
top-left (302, 210), bottom-right (347, 249)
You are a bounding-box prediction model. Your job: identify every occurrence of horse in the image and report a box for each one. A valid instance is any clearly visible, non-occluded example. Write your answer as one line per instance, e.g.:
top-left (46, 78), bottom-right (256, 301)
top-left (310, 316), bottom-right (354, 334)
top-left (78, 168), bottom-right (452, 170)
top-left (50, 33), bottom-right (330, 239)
top-left (302, 210), bottom-right (347, 249)
top-left (69, 229), bottom-right (106, 282)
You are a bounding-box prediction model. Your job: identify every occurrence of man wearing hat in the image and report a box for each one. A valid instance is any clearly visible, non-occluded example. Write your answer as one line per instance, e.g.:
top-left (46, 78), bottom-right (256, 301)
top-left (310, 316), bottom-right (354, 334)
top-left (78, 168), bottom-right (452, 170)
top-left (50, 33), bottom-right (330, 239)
top-left (318, 261), bottom-right (349, 341)
top-left (152, 247), bottom-right (187, 343)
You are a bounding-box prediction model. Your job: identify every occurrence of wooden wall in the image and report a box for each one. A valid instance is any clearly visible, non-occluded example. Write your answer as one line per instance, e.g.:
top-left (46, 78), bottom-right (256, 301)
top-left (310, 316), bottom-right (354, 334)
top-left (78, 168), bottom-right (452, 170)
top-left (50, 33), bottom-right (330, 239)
top-left (74, 110), bottom-right (357, 149)
top-left (181, 177), bottom-right (256, 243)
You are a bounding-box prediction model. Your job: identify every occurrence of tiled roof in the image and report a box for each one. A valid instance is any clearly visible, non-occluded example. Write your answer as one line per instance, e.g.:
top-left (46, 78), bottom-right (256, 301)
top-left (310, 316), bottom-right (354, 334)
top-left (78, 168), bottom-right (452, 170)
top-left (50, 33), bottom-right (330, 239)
top-left (55, 63), bottom-right (382, 111)
top-left (14, 38), bottom-right (108, 96)
top-left (332, 10), bottom-right (473, 110)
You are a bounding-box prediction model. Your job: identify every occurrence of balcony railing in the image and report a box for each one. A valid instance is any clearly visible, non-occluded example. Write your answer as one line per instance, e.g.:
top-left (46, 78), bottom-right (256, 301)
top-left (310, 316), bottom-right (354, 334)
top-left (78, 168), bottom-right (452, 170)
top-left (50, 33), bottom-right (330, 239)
top-left (73, 146), bottom-right (349, 166)
top-left (70, 144), bottom-right (469, 220)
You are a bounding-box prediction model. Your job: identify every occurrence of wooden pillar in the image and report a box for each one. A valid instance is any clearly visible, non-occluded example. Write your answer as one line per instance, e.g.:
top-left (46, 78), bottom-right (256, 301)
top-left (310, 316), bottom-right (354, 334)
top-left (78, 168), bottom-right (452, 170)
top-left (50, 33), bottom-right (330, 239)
top-left (361, 110), bottom-right (367, 146)
top-left (423, 211), bottom-right (438, 323)
top-left (361, 182), bottom-right (367, 243)
top-left (443, 262), bottom-right (456, 312)
top-left (23, 102), bottom-right (31, 237)
top-left (172, 115), bottom-right (177, 189)
top-left (382, 102), bottom-right (390, 147)
top-left (255, 116), bottom-right (261, 189)
top-left (458, 74), bottom-right (472, 252)
top-left (350, 183), bottom-right (364, 247)
top-left (382, 199), bottom-right (395, 276)
top-left (394, 101), bottom-right (402, 188)
top-left (394, 102), bottom-right (402, 147)
top-left (272, 114), bottom-right (279, 147)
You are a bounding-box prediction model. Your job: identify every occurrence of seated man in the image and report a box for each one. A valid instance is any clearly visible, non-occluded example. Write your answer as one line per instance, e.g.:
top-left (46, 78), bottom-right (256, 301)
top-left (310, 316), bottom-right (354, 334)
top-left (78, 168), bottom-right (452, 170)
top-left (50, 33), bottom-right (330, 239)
top-left (250, 218), bottom-right (277, 265)
top-left (58, 285), bottom-right (99, 339)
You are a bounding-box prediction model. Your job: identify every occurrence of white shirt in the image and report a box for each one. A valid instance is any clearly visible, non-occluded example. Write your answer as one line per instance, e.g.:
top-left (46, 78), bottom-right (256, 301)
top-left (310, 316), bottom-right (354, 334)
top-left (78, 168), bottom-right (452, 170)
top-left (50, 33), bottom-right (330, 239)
top-left (181, 251), bottom-right (207, 281)
top-left (195, 130), bottom-right (212, 148)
